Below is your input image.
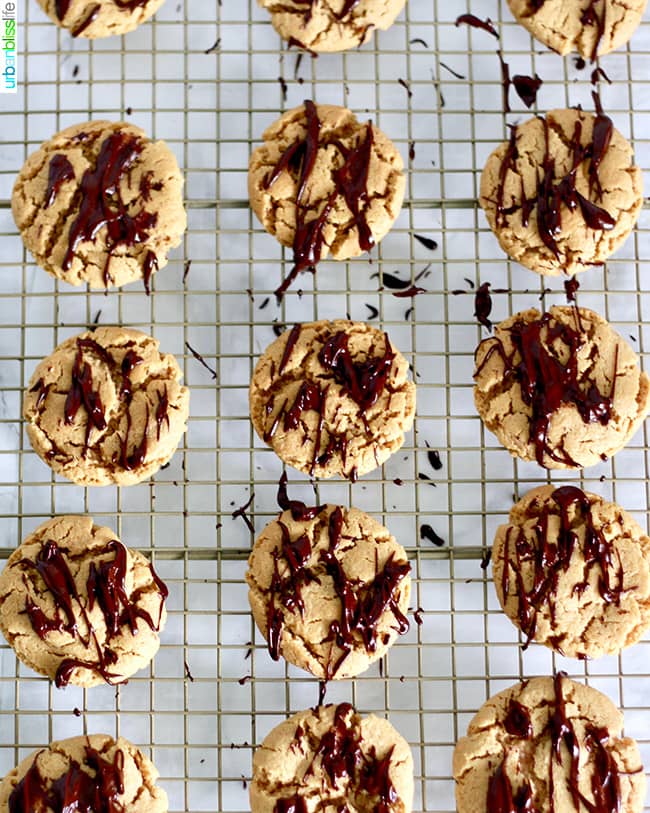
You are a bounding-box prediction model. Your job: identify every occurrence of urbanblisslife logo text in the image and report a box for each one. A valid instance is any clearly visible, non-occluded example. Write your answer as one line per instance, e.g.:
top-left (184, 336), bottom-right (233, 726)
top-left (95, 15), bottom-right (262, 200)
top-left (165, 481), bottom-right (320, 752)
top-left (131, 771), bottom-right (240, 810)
top-left (1, 0), bottom-right (16, 93)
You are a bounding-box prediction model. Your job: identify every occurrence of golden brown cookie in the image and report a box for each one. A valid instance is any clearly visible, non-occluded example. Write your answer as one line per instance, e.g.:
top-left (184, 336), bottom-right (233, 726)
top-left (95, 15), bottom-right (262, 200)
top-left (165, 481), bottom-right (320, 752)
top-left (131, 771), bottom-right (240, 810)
top-left (0, 734), bottom-right (168, 812)
top-left (36, 0), bottom-right (166, 39)
top-left (454, 674), bottom-right (646, 813)
top-left (0, 515), bottom-right (168, 688)
top-left (480, 109), bottom-right (643, 276)
top-left (250, 703), bottom-right (414, 813)
top-left (247, 503), bottom-right (410, 680)
top-left (23, 326), bottom-right (190, 486)
top-left (249, 102), bottom-right (404, 298)
top-left (12, 120), bottom-right (185, 290)
top-left (249, 320), bottom-right (416, 480)
top-left (493, 485), bottom-right (650, 659)
top-left (507, 0), bottom-right (648, 60)
top-left (258, 0), bottom-right (407, 52)
top-left (473, 306), bottom-right (650, 469)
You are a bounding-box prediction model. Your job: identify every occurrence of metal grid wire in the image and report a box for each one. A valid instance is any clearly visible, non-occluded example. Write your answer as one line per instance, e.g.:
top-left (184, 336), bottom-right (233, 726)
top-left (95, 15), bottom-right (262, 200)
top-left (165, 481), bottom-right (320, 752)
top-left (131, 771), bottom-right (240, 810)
top-left (1, 0), bottom-right (650, 810)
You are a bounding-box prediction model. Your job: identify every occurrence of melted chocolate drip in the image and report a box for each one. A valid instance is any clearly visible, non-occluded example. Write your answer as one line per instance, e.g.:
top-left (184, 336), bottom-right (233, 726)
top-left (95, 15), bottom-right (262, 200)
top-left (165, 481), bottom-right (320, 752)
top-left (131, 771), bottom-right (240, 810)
top-left (155, 386), bottom-right (170, 440)
top-left (374, 271), bottom-right (412, 290)
top-left (8, 744), bottom-right (125, 813)
top-left (64, 339), bottom-right (108, 451)
top-left (304, 704), bottom-right (398, 811)
top-left (564, 276), bottom-right (580, 303)
top-left (455, 13), bottom-right (499, 38)
top-left (120, 404), bottom-right (149, 471)
top-left (275, 797), bottom-right (308, 813)
top-left (278, 324), bottom-right (302, 374)
top-left (512, 74), bottom-right (543, 109)
top-left (495, 116), bottom-right (615, 262)
top-left (20, 537), bottom-right (167, 687)
top-left (142, 250), bottom-right (158, 296)
top-left (392, 285), bottom-right (426, 298)
top-left (61, 132), bottom-right (157, 288)
top-left (277, 471), bottom-right (325, 521)
top-left (420, 524), bottom-right (444, 547)
top-left (268, 101), bottom-right (375, 300)
top-left (486, 761), bottom-right (535, 813)
top-left (474, 282), bottom-right (493, 330)
top-left (46, 154), bottom-right (75, 208)
top-left (318, 330), bottom-right (394, 412)
top-left (55, 0), bottom-right (71, 19)
top-left (413, 233), bottom-right (438, 250)
top-left (504, 700), bottom-right (533, 739)
top-left (502, 486), bottom-right (624, 651)
top-left (71, 4), bottom-right (100, 36)
top-left (474, 310), bottom-right (616, 467)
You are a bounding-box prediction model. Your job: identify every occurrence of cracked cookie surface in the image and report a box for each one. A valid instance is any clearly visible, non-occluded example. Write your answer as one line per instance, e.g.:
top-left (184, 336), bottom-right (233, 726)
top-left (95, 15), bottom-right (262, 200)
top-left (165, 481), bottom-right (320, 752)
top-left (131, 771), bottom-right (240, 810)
top-left (507, 0), bottom-right (648, 59)
top-left (473, 306), bottom-right (650, 469)
top-left (36, 0), bottom-right (166, 38)
top-left (258, 0), bottom-right (406, 52)
top-left (248, 103), bottom-right (404, 296)
top-left (12, 120), bottom-right (185, 290)
top-left (0, 733), bottom-right (168, 812)
top-left (250, 703), bottom-right (414, 813)
top-left (23, 326), bottom-right (190, 486)
top-left (0, 515), bottom-right (168, 688)
top-left (480, 109), bottom-right (643, 276)
top-left (247, 504), bottom-right (410, 680)
top-left (454, 674), bottom-right (645, 813)
top-left (249, 320), bottom-right (416, 479)
top-left (492, 485), bottom-right (650, 659)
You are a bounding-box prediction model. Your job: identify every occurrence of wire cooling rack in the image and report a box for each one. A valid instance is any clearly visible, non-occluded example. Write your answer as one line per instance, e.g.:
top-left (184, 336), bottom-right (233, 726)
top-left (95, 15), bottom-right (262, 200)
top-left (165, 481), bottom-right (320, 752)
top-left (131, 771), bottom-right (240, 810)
top-left (1, 0), bottom-right (650, 810)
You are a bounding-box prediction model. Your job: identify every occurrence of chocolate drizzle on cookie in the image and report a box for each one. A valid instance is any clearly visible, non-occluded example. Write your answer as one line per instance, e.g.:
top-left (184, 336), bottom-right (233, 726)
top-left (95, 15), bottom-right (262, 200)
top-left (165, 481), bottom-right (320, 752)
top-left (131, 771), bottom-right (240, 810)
top-left (275, 797), bottom-right (308, 813)
top-left (318, 331), bottom-right (394, 412)
top-left (502, 485), bottom-right (624, 652)
top-left (265, 329), bottom-right (396, 477)
top-left (45, 154), bottom-right (75, 207)
top-left (266, 101), bottom-right (375, 300)
top-left (264, 507), bottom-right (409, 675)
top-left (487, 673), bottom-right (628, 813)
top-left (65, 339), bottom-right (108, 451)
top-left (277, 471), bottom-right (325, 521)
top-left (71, 4), bottom-right (100, 37)
top-left (59, 131), bottom-right (158, 290)
top-left (302, 704), bottom-right (398, 811)
top-left (474, 310), bottom-right (617, 467)
top-left (20, 536), bottom-right (167, 687)
top-left (8, 743), bottom-right (125, 813)
top-left (494, 114), bottom-right (615, 264)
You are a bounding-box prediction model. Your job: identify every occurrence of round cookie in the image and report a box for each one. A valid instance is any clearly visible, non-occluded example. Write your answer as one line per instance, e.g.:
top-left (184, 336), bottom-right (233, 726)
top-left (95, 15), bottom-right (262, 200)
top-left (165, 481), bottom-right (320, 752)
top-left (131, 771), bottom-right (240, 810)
top-left (507, 0), bottom-right (648, 60)
top-left (258, 0), bottom-right (407, 53)
top-left (23, 326), bottom-right (190, 486)
top-left (493, 485), bottom-right (650, 659)
top-left (250, 703), bottom-right (414, 813)
top-left (36, 0), bottom-right (166, 39)
top-left (12, 120), bottom-right (186, 290)
top-left (247, 503), bottom-right (410, 679)
top-left (473, 305), bottom-right (650, 469)
top-left (0, 733), bottom-right (168, 812)
top-left (453, 674), bottom-right (646, 813)
top-left (249, 102), bottom-right (404, 298)
top-left (249, 320), bottom-right (416, 480)
top-left (0, 516), bottom-right (168, 688)
top-left (480, 109), bottom-right (643, 277)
